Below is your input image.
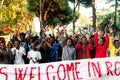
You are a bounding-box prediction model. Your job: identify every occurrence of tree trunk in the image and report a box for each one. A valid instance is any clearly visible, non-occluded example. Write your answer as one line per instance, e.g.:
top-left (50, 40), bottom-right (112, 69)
top-left (39, 0), bottom-right (44, 28)
top-left (73, 0), bottom-right (76, 35)
top-left (92, 0), bottom-right (96, 31)
top-left (114, 0), bottom-right (117, 27)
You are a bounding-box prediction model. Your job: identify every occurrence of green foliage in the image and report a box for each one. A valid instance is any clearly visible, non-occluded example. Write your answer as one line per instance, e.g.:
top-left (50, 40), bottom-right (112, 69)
top-left (81, 0), bottom-right (92, 7)
top-left (26, 0), bottom-right (39, 16)
top-left (0, 0), bottom-right (32, 35)
top-left (116, 10), bottom-right (120, 31)
top-left (26, 0), bottom-right (74, 26)
top-left (105, 0), bottom-right (114, 4)
top-left (100, 0), bottom-right (120, 32)
top-left (98, 13), bottom-right (114, 30)
top-left (97, 10), bottom-right (120, 32)
top-left (69, 0), bottom-right (92, 7)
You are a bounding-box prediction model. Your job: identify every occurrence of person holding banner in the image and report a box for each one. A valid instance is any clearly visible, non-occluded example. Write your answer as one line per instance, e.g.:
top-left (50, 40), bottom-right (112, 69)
top-left (108, 28), bottom-right (120, 57)
top-left (75, 36), bottom-right (94, 59)
top-left (49, 37), bottom-right (59, 62)
top-left (11, 40), bottom-right (26, 64)
top-left (94, 30), bottom-right (109, 58)
top-left (39, 38), bottom-right (51, 63)
top-left (109, 37), bottom-right (120, 57)
top-left (62, 38), bottom-right (76, 60)
top-left (19, 32), bottom-right (29, 64)
top-left (0, 41), bottom-right (13, 64)
top-left (27, 42), bottom-right (42, 64)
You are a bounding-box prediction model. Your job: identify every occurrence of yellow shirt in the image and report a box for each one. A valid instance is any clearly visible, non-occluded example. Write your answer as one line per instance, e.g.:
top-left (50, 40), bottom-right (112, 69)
top-left (109, 37), bottom-right (120, 57)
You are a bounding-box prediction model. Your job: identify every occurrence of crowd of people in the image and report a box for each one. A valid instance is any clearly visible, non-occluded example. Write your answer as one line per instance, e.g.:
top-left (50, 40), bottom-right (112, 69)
top-left (0, 26), bottom-right (120, 64)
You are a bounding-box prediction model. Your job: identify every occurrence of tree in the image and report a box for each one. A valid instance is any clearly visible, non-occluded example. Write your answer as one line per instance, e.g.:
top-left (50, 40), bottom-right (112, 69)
top-left (69, 0), bottom-right (96, 33)
top-left (0, 0), bottom-right (32, 35)
top-left (97, 12), bottom-right (114, 31)
top-left (97, 5), bottom-right (120, 33)
top-left (92, 0), bottom-right (96, 30)
top-left (68, 0), bottom-right (81, 34)
top-left (106, 0), bottom-right (120, 30)
top-left (27, 0), bottom-right (74, 28)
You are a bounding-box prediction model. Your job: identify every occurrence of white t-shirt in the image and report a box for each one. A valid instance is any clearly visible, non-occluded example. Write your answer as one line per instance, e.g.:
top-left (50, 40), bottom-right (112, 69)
top-left (11, 47), bottom-right (26, 64)
top-left (27, 50), bottom-right (42, 64)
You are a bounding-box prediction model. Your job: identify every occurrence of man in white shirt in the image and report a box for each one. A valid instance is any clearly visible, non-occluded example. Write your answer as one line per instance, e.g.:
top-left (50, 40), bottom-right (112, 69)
top-left (11, 40), bottom-right (26, 64)
top-left (27, 43), bottom-right (42, 64)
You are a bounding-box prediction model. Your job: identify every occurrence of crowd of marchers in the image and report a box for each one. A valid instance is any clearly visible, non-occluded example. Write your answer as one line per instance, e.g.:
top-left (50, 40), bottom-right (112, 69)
top-left (0, 27), bottom-right (120, 64)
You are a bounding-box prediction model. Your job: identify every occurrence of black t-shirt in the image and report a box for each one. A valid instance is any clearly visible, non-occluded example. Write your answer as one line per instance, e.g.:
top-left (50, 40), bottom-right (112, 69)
top-left (39, 47), bottom-right (51, 63)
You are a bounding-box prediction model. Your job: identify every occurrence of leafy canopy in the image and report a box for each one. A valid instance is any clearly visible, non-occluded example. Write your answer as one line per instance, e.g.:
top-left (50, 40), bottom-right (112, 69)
top-left (26, 0), bottom-right (77, 26)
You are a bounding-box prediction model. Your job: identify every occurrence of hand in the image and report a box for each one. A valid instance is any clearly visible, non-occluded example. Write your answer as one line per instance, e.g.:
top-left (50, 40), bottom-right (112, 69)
top-left (22, 50), bottom-right (26, 55)
top-left (29, 57), bottom-right (32, 60)
top-left (42, 38), bottom-right (45, 43)
top-left (77, 37), bottom-right (81, 44)
top-left (29, 26), bottom-right (32, 31)
top-left (86, 34), bottom-right (90, 41)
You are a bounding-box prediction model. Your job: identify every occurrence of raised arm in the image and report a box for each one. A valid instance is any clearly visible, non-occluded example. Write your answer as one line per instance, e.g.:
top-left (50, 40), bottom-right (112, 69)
top-left (86, 44), bottom-right (93, 58)
top-left (75, 44), bottom-right (81, 50)
top-left (109, 37), bottom-right (114, 49)
top-left (94, 32), bottom-right (98, 47)
top-left (104, 34), bottom-right (109, 48)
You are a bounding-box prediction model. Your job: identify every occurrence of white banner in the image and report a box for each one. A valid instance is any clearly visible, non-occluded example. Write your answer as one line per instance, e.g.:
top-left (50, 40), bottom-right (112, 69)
top-left (0, 57), bottom-right (120, 80)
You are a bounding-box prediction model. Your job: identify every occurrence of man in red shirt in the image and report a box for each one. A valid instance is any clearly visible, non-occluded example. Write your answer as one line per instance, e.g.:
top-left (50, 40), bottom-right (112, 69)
top-left (75, 36), bottom-right (93, 59)
top-left (94, 30), bottom-right (109, 58)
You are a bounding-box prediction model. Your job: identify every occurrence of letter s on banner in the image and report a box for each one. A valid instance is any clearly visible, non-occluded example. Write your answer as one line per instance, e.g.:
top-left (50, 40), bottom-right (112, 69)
top-left (0, 67), bottom-right (8, 80)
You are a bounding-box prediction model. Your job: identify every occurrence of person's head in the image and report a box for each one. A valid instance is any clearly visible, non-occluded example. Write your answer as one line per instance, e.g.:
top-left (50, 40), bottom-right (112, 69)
top-left (43, 40), bottom-right (49, 48)
top-left (73, 33), bottom-right (77, 38)
top-left (50, 37), bottom-right (56, 45)
top-left (13, 34), bottom-right (17, 38)
top-left (58, 27), bottom-right (64, 34)
top-left (89, 35), bottom-right (94, 44)
top-left (14, 40), bottom-right (20, 49)
top-left (20, 33), bottom-right (26, 41)
top-left (33, 35), bottom-right (39, 44)
top-left (40, 30), bottom-right (46, 36)
top-left (43, 42), bottom-right (47, 47)
top-left (82, 37), bottom-right (87, 45)
top-left (117, 34), bottom-right (120, 41)
top-left (0, 42), bottom-right (6, 50)
top-left (7, 41), bottom-right (13, 49)
top-left (0, 37), bottom-right (5, 44)
top-left (72, 36), bottom-right (78, 43)
top-left (114, 40), bottom-right (120, 49)
top-left (66, 38), bottom-right (74, 46)
top-left (31, 42), bottom-right (37, 51)
top-left (29, 37), bottom-right (33, 44)
top-left (109, 27), bottom-right (113, 34)
top-left (100, 30), bottom-right (105, 38)
top-left (99, 37), bottom-right (105, 46)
